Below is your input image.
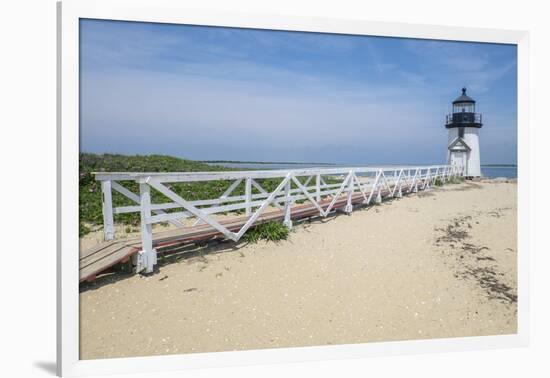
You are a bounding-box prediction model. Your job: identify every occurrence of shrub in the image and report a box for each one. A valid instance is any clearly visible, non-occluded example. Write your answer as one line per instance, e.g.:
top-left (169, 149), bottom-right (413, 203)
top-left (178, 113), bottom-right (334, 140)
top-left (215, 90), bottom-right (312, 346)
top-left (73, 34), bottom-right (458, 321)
top-left (434, 177), bottom-right (444, 187)
top-left (79, 223), bottom-right (91, 237)
top-left (242, 221), bottom-right (290, 243)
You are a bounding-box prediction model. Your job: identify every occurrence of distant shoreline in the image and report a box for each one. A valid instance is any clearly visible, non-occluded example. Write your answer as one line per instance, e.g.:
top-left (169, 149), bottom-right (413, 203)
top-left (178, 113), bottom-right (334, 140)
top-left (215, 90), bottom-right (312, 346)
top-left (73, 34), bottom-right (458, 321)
top-left (82, 153), bottom-right (516, 168)
top-left (200, 160), bottom-right (336, 166)
top-left (202, 160), bottom-right (517, 168)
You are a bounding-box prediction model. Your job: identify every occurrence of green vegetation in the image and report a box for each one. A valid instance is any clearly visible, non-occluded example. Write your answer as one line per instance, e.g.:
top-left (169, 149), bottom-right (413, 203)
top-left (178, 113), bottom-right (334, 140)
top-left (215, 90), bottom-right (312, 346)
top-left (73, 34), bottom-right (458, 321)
top-left (201, 160), bottom-right (335, 165)
top-left (434, 176), bottom-right (464, 187)
top-left (242, 221), bottom-right (290, 243)
top-left (79, 153), bottom-right (234, 231)
top-left (447, 176), bottom-right (465, 184)
top-left (79, 223), bottom-right (91, 237)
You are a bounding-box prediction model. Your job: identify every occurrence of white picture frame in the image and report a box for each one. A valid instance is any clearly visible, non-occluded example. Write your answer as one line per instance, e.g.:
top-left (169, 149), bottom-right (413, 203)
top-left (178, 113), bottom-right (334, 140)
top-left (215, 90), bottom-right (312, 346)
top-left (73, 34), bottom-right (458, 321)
top-left (57, 0), bottom-right (530, 376)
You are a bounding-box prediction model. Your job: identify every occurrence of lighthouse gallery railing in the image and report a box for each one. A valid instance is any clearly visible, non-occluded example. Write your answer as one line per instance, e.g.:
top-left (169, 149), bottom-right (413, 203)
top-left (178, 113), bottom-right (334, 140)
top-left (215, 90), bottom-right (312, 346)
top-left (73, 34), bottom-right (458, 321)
top-left (95, 164), bottom-right (464, 273)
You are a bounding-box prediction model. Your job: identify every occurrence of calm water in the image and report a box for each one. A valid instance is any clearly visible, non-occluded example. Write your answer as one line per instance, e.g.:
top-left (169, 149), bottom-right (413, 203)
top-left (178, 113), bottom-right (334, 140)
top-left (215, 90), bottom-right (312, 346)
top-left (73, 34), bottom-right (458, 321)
top-left (206, 162), bottom-right (517, 178)
top-left (480, 166), bottom-right (517, 178)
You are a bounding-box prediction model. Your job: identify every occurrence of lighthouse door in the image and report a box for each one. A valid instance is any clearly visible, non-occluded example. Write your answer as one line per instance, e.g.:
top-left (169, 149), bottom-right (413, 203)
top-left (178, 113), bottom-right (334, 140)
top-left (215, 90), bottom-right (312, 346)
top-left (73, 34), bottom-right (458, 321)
top-left (451, 151), bottom-right (466, 172)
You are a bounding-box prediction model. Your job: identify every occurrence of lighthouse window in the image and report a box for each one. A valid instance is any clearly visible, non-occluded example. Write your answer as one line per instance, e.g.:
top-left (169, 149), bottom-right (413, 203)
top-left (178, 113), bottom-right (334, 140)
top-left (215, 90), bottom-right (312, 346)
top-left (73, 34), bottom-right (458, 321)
top-left (454, 103), bottom-right (474, 113)
top-left (459, 127), bottom-right (465, 138)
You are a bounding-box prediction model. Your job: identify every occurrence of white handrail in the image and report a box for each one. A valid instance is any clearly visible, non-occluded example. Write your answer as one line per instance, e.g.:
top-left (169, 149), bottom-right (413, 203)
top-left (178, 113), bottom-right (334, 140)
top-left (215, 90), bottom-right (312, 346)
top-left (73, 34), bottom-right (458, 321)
top-left (94, 164), bottom-right (463, 273)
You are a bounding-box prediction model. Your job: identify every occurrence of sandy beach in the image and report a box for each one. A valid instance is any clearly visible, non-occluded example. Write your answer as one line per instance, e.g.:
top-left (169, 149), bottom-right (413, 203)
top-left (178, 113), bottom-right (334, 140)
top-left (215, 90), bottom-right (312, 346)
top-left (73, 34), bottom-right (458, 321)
top-left (79, 180), bottom-right (517, 360)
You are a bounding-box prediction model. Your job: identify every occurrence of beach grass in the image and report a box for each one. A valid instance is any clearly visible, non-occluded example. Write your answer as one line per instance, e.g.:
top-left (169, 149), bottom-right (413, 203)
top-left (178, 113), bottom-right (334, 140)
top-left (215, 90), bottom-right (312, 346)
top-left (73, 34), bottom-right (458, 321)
top-left (242, 221), bottom-right (290, 243)
top-left (447, 176), bottom-right (465, 184)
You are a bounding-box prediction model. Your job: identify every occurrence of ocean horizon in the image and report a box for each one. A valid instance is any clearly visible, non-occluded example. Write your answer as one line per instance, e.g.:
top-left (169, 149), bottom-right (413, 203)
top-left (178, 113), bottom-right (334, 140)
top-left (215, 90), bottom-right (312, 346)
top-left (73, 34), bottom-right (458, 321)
top-left (205, 161), bottom-right (517, 178)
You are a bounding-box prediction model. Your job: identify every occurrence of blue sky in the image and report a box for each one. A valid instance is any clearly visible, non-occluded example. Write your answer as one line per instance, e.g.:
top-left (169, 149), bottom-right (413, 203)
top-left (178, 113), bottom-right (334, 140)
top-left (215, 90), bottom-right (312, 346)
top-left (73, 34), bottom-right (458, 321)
top-left (80, 19), bottom-right (517, 164)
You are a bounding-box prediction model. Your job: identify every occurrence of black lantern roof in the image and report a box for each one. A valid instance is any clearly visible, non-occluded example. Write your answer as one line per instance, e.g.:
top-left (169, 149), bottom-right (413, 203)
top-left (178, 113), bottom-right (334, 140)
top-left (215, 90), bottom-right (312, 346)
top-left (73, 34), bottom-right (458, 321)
top-left (446, 87), bottom-right (482, 129)
top-left (453, 87), bottom-right (475, 104)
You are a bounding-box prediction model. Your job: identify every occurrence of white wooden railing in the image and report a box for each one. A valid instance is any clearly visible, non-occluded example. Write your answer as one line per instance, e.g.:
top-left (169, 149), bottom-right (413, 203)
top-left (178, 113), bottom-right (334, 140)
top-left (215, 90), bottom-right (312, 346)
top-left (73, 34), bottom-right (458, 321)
top-left (95, 164), bottom-right (464, 273)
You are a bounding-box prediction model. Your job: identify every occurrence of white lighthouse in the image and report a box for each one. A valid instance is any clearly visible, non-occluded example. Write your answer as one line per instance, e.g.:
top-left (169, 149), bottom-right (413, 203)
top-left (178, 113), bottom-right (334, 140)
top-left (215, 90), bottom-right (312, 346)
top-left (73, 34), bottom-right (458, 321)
top-left (445, 88), bottom-right (483, 178)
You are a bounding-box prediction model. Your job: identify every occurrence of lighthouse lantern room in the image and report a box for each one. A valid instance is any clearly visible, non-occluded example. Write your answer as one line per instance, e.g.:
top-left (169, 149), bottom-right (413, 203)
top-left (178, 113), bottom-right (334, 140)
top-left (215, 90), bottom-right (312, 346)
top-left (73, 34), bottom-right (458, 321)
top-left (445, 87), bottom-right (483, 178)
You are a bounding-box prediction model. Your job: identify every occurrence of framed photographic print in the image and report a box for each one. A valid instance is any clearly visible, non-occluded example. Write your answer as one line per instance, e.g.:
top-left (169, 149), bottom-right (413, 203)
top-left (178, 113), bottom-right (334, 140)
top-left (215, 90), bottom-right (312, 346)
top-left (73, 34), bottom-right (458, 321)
top-left (58, 0), bottom-right (529, 376)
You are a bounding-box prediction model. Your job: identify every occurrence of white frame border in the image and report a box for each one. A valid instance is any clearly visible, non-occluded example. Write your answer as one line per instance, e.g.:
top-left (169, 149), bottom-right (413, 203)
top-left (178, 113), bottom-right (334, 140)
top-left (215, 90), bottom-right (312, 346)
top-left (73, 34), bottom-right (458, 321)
top-left (58, 0), bottom-right (530, 376)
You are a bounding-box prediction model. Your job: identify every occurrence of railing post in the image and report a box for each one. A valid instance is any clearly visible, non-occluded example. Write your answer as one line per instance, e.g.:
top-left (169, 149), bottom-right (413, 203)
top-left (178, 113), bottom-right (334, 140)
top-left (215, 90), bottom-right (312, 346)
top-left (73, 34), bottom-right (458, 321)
top-left (375, 188), bottom-right (382, 204)
top-left (396, 170), bottom-right (403, 198)
top-left (136, 181), bottom-right (156, 274)
top-left (345, 171), bottom-right (354, 214)
top-left (100, 180), bottom-right (115, 241)
top-left (375, 170), bottom-right (382, 204)
top-left (315, 173), bottom-right (321, 202)
top-left (283, 176), bottom-right (293, 229)
top-left (245, 177), bottom-right (252, 216)
top-left (424, 168), bottom-right (431, 189)
top-left (412, 169), bottom-right (419, 193)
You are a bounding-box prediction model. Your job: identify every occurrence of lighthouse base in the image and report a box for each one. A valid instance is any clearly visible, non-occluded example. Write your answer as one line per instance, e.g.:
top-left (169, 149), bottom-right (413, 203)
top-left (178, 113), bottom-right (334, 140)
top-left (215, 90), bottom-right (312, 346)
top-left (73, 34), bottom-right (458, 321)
top-left (447, 127), bottom-right (481, 179)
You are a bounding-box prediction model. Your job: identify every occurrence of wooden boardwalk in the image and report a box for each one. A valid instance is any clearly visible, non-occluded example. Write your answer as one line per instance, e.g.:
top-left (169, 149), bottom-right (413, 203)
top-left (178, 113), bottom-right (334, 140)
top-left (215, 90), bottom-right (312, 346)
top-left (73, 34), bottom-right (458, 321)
top-left (80, 182), bottom-right (423, 282)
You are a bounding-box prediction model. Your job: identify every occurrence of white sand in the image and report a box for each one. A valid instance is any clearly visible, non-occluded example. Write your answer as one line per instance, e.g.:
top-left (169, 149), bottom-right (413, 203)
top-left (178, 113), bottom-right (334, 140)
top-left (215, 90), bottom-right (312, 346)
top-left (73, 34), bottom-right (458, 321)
top-left (79, 181), bottom-right (517, 359)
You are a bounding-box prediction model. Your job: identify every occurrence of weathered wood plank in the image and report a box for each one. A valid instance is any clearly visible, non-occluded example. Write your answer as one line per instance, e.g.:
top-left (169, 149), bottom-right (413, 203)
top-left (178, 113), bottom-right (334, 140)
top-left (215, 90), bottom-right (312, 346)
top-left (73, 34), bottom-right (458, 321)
top-left (79, 242), bottom-right (132, 270)
top-left (79, 239), bottom-right (120, 260)
top-left (79, 246), bottom-right (137, 282)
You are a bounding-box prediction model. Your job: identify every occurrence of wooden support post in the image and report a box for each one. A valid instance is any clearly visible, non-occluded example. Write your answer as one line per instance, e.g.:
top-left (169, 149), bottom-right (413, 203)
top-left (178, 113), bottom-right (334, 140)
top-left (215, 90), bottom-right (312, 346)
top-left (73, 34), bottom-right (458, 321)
top-left (424, 168), bottom-right (431, 189)
top-left (316, 173), bottom-right (321, 202)
top-left (283, 178), bottom-right (292, 229)
top-left (345, 171), bottom-right (353, 214)
top-left (375, 189), bottom-right (382, 204)
top-left (137, 182), bottom-right (156, 274)
top-left (245, 177), bottom-right (252, 216)
top-left (396, 170), bottom-right (403, 198)
top-left (374, 169), bottom-right (383, 204)
top-left (101, 180), bottom-right (115, 241)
